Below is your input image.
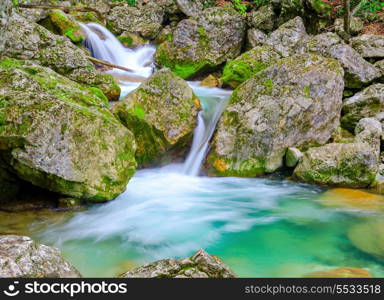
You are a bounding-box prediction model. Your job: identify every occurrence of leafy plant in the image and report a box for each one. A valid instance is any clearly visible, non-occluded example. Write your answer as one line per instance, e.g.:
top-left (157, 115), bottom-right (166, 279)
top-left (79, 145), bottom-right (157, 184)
top-left (232, 0), bottom-right (248, 15)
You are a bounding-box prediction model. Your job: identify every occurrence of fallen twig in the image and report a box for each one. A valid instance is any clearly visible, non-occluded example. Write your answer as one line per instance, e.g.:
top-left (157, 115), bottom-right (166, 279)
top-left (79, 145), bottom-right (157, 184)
top-left (86, 56), bottom-right (133, 72)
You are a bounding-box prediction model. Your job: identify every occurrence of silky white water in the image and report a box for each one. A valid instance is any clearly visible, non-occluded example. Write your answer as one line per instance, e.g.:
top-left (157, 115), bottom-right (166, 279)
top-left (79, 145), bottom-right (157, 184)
top-left (34, 25), bottom-right (384, 278)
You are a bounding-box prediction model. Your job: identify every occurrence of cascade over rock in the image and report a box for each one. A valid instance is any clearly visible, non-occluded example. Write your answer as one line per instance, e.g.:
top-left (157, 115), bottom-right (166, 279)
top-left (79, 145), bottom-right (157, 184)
top-left (113, 68), bottom-right (200, 167)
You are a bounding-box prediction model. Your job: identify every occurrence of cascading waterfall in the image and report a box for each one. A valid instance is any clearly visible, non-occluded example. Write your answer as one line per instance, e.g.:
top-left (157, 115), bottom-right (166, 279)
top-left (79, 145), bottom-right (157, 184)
top-left (80, 23), bottom-right (231, 176)
top-left (33, 23), bottom-right (384, 279)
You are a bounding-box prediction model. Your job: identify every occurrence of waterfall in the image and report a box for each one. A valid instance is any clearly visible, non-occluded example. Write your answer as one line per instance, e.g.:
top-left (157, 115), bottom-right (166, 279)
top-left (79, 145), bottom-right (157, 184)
top-left (81, 23), bottom-right (231, 176)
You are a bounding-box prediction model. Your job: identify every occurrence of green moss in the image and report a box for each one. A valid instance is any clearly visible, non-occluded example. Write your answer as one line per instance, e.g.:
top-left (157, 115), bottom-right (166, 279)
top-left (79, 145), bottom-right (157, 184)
top-left (311, 0), bottom-right (332, 16)
top-left (118, 36), bottom-right (133, 47)
top-left (48, 10), bottom-right (85, 43)
top-left (222, 60), bottom-right (266, 88)
top-left (133, 104), bottom-right (145, 119)
top-left (304, 85), bottom-right (311, 98)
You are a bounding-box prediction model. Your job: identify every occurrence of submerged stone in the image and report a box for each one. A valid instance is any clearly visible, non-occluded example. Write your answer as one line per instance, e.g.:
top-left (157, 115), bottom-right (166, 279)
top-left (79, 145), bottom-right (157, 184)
top-left (113, 68), bottom-right (200, 167)
top-left (0, 59), bottom-right (137, 201)
top-left (305, 267), bottom-right (372, 278)
top-left (119, 249), bottom-right (236, 278)
top-left (319, 188), bottom-right (384, 211)
top-left (0, 235), bottom-right (81, 277)
top-left (209, 54), bottom-right (344, 177)
top-left (348, 220), bottom-right (384, 263)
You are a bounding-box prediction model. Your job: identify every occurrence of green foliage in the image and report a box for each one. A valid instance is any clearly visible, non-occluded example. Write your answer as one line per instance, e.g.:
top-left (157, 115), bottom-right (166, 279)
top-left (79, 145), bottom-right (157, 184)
top-left (232, 0), bottom-right (247, 15)
top-left (337, 0), bottom-right (384, 20)
top-left (110, 0), bottom-right (137, 6)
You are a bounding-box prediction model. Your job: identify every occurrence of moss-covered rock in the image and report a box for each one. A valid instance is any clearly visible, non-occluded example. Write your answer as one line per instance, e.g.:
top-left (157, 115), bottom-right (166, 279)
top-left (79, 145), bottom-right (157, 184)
top-left (335, 17), bottom-right (364, 38)
top-left (113, 68), bottom-right (200, 167)
top-left (0, 235), bottom-right (81, 278)
top-left (3, 14), bottom-right (121, 101)
top-left (0, 58), bottom-right (137, 201)
top-left (294, 118), bottom-right (382, 188)
top-left (155, 7), bottom-right (246, 79)
top-left (221, 45), bottom-right (281, 88)
top-left (208, 54), bottom-right (344, 177)
top-left (118, 31), bottom-right (148, 48)
top-left (119, 249), bottom-right (236, 278)
top-left (107, 2), bottom-right (164, 39)
top-left (341, 84), bottom-right (384, 132)
top-left (47, 9), bottom-right (86, 43)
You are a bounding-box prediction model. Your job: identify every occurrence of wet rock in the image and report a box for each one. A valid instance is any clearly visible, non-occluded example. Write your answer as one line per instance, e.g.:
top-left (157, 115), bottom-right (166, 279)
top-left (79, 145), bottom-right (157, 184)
top-left (118, 31), bottom-right (148, 48)
top-left (155, 7), bottom-right (246, 79)
top-left (351, 35), bottom-right (384, 59)
top-left (266, 17), bottom-right (308, 57)
top-left (4, 14), bottom-right (120, 100)
top-left (248, 5), bottom-right (276, 32)
top-left (221, 45), bottom-right (281, 88)
top-left (200, 74), bottom-right (221, 88)
top-left (0, 235), bottom-right (81, 277)
top-left (319, 188), bottom-right (384, 211)
top-left (119, 249), bottom-right (236, 278)
top-left (46, 10), bottom-right (86, 43)
top-left (285, 147), bottom-right (303, 168)
top-left (341, 84), bottom-right (384, 132)
top-left (328, 44), bottom-right (381, 89)
top-left (246, 28), bottom-right (267, 49)
top-left (113, 68), bottom-right (200, 166)
top-left (335, 17), bottom-right (364, 37)
top-left (209, 54), bottom-right (344, 177)
top-left (0, 59), bottom-right (137, 201)
top-left (107, 2), bottom-right (164, 39)
top-left (348, 220), bottom-right (384, 263)
top-left (305, 267), bottom-right (372, 278)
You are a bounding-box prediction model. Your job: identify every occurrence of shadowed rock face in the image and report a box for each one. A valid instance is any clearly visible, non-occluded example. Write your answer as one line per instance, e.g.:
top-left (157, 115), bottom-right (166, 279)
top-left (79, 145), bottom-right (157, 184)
top-left (0, 59), bottom-right (137, 201)
top-left (119, 249), bottom-right (236, 278)
top-left (0, 235), bottom-right (81, 278)
top-left (113, 68), bottom-right (200, 167)
top-left (209, 54), bottom-right (344, 177)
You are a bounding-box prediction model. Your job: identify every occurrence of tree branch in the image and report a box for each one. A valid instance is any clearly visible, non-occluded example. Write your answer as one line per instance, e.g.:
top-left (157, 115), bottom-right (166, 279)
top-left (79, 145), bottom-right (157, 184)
top-left (86, 56), bottom-right (133, 72)
top-left (18, 4), bottom-right (105, 21)
top-left (352, 0), bottom-right (367, 16)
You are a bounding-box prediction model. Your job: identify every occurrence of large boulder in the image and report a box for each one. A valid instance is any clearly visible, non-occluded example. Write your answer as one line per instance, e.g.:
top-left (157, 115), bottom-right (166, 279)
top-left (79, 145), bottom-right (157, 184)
top-left (341, 84), bottom-right (384, 132)
top-left (107, 2), bottom-right (164, 39)
top-left (4, 14), bottom-right (120, 101)
top-left (0, 235), bottom-right (81, 277)
top-left (297, 32), bottom-right (343, 57)
top-left (155, 7), bottom-right (246, 79)
top-left (246, 28), bottom-right (267, 49)
top-left (0, 0), bottom-right (12, 55)
top-left (113, 68), bottom-right (200, 166)
top-left (294, 118), bottom-right (381, 188)
top-left (208, 54), bottom-right (344, 177)
top-left (221, 45), bottom-right (281, 88)
top-left (265, 17), bottom-right (308, 58)
top-left (351, 35), bottom-right (384, 59)
top-left (0, 58), bottom-right (137, 201)
top-left (119, 249), bottom-right (236, 278)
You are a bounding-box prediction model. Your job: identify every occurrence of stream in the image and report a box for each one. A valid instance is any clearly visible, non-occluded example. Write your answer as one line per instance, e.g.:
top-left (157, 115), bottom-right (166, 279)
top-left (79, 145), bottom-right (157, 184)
top-left (1, 23), bottom-right (383, 278)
